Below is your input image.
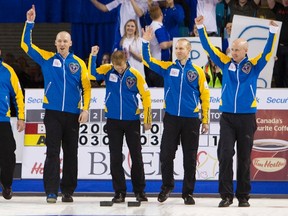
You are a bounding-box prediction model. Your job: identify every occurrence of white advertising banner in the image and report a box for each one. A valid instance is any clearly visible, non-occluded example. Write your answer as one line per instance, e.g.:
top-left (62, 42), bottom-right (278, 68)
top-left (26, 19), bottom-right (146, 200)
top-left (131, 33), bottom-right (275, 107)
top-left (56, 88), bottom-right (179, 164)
top-left (22, 89), bottom-right (288, 181)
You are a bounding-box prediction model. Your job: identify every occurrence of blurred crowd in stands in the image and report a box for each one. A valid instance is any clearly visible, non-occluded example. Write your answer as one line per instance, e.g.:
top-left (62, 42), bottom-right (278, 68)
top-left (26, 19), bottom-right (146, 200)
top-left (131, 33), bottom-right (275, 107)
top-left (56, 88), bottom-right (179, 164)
top-left (2, 52), bottom-right (44, 93)
top-left (1, 0), bottom-right (287, 89)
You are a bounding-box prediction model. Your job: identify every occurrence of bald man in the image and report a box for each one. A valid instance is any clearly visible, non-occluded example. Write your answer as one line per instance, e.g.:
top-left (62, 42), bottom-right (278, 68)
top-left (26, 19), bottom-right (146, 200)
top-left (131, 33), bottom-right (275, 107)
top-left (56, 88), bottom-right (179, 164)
top-left (195, 16), bottom-right (278, 208)
top-left (21, 5), bottom-right (91, 204)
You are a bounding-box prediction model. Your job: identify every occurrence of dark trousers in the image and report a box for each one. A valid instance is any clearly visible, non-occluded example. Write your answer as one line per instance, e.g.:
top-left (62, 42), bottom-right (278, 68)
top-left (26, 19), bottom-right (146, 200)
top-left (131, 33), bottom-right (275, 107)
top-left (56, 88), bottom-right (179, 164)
top-left (160, 113), bottom-right (201, 197)
top-left (217, 113), bottom-right (257, 200)
top-left (273, 45), bottom-right (288, 87)
top-left (106, 118), bottom-right (146, 195)
top-left (43, 109), bottom-right (80, 196)
top-left (0, 122), bottom-right (16, 188)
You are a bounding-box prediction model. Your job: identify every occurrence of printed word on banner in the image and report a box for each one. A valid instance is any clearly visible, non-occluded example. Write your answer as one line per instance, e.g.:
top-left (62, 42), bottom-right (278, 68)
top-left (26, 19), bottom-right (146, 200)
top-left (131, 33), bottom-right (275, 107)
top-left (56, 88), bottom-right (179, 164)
top-left (251, 89), bottom-right (288, 181)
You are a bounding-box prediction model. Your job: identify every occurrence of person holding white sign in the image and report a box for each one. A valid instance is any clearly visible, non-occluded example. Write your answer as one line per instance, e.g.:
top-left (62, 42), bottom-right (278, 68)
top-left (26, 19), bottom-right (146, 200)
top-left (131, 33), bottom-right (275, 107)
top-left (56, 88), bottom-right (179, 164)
top-left (22, 5), bottom-right (91, 204)
top-left (195, 15), bottom-right (278, 208)
top-left (0, 51), bottom-right (25, 200)
top-left (142, 27), bottom-right (210, 205)
top-left (89, 47), bottom-right (152, 203)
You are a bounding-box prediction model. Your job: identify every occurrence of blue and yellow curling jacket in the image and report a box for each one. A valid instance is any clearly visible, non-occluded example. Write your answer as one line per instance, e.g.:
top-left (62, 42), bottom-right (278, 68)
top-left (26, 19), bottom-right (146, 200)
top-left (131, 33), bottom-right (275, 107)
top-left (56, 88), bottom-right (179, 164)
top-left (21, 22), bottom-right (91, 114)
top-left (89, 55), bottom-right (152, 124)
top-left (142, 41), bottom-right (210, 124)
top-left (0, 60), bottom-right (25, 122)
top-left (198, 25), bottom-right (277, 114)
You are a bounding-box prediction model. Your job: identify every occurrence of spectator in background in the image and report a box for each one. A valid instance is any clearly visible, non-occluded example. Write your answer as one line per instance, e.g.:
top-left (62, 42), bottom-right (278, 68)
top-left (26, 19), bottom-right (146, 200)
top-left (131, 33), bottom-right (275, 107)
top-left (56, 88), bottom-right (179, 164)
top-left (175, 0), bottom-right (191, 33)
top-left (225, 0), bottom-right (261, 22)
top-left (184, 0), bottom-right (197, 35)
top-left (0, 50), bottom-right (25, 201)
top-left (16, 56), bottom-right (29, 74)
top-left (145, 5), bottom-right (172, 87)
top-left (90, 0), bottom-right (148, 51)
top-left (267, 0), bottom-right (288, 87)
top-left (89, 52), bottom-right (111, 87)
top-left (197, 0), bottom-right (222, 36)
top-left (142, 0), bottom-right (189, 37)
top-left (120, 19), bottom-right (145, 78)
top-left (162, 0), bottom-right (185, 38)
top-left (101, 52), bottom-right (111, 65)
top-left (202, 46), bottom-right (223, 88)
top-left (222, 22), bottom-right (232, 55)
top-left (93, 52), bottom-right (111, 87)
top-left (140, 0), bottom-right (154, 27)
top-left (190, 24), bottom-right (199, 37)
top-left (100, 53), bottom-right (111, 85)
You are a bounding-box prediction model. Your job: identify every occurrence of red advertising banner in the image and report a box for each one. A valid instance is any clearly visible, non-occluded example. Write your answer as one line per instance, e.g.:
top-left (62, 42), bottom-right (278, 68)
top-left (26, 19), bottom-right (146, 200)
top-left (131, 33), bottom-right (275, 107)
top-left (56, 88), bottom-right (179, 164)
top-left (252, 110), bottom-right (288, 180)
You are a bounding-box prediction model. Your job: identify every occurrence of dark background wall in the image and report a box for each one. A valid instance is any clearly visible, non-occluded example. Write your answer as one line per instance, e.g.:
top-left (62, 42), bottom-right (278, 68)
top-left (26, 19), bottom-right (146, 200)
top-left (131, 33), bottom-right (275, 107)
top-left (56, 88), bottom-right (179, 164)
top-left (0, 0), bottom-right (117, 64)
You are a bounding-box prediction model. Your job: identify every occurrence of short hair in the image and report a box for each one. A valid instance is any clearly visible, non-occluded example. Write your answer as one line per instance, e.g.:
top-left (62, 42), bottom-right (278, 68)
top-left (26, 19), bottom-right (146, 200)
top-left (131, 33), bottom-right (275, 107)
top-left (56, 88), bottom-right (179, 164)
top-left (149, 5), bottom-right (162, 20)
top-left (111, 50), bottom-right (127, 65)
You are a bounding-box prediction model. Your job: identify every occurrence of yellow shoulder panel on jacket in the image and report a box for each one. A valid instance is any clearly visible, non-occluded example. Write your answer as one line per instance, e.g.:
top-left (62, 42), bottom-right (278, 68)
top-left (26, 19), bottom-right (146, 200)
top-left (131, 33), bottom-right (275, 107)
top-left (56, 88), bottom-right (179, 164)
top-left (32, 44), bottom-right (55, 60)
top-left (96, 64), bottom-right (113, 74)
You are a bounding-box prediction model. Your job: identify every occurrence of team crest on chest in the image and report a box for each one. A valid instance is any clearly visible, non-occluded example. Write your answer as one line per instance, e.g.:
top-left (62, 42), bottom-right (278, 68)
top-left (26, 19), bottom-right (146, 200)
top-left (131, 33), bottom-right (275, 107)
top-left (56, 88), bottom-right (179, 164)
top-left (242, 62), bottom-right (252, 74)
top-left (69, 62), bottom-right (80, 74)
top-left (187, 70), bottom-right (197, 82)
top-left (126, 76), bottom-right (136, 89)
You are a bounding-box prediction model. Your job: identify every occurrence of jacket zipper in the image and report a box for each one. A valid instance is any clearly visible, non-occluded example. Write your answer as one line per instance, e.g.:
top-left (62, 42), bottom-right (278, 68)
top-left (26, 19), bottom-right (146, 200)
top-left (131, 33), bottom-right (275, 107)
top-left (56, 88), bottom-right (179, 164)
top-left (62, 58), bottom-right (66, 111)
